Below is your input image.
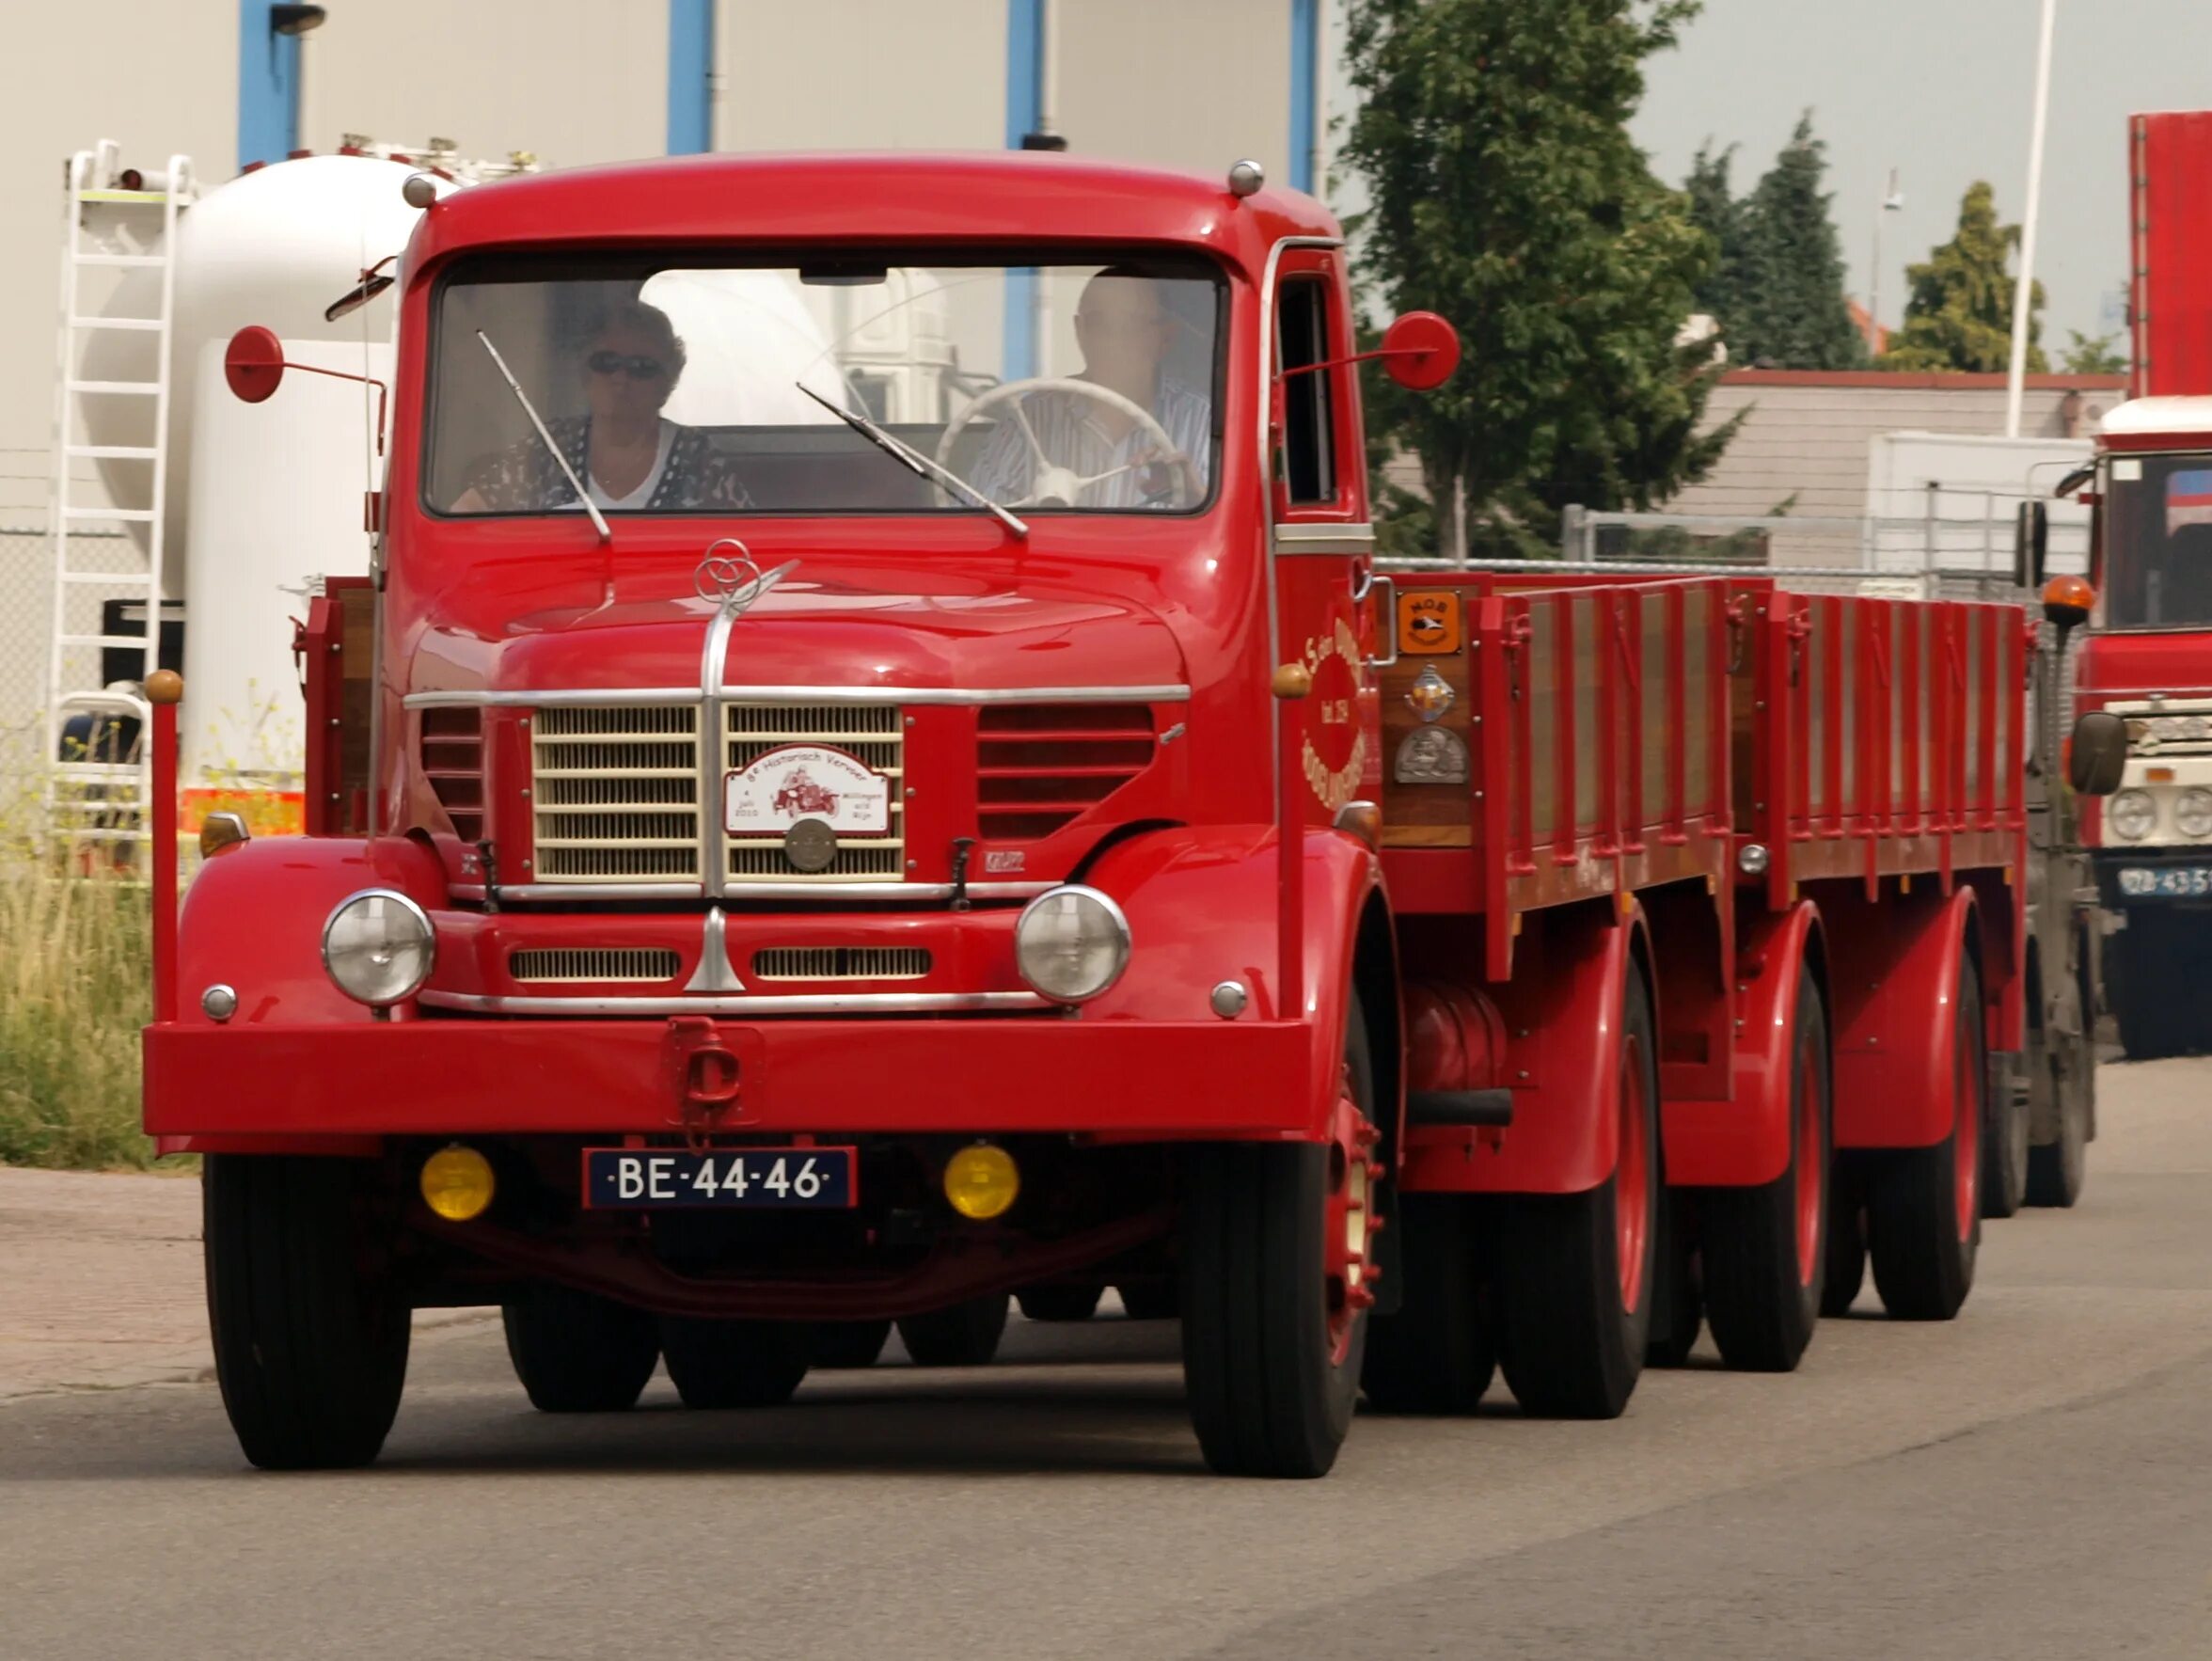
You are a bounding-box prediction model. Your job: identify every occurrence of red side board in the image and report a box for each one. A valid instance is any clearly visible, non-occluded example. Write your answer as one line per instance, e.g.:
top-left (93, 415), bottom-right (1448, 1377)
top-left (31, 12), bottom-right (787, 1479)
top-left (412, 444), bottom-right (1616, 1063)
top-left (2131, 110), bottom-right (2212, 400)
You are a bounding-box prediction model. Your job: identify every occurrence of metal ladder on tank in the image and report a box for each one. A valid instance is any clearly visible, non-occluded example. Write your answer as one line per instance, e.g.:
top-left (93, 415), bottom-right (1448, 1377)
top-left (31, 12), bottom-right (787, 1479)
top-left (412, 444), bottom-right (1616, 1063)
top-left (43, 139), bottom-right (193, 860)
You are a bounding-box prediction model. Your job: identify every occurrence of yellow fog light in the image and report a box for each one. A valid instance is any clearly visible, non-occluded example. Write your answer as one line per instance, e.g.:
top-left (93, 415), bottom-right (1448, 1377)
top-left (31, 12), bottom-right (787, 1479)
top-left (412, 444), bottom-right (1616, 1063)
top-left (419, 1145), bottom-right (496, 1222)
top-left (942, 1143), bottom-right (1019, 1221)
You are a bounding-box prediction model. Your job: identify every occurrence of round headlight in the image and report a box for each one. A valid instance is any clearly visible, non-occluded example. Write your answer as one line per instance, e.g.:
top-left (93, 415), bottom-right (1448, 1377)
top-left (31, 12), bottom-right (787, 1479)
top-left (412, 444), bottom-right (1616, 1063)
top-left (1015, 885), bottom-right (1130, 1004)
top-left (322, 888), bottom-right (435, 1006)
top-left (2109, 789), bottom-right (2157, 841)
top-left (2178, 788), bottom-right (2212, 840)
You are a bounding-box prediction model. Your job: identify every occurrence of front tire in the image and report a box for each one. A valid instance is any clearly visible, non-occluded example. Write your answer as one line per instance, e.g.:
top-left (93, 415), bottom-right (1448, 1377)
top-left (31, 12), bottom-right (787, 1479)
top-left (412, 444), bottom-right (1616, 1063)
top-left (204, 1154), bottom-right (410, 1470)
top-left (1867, 956), bottom-right (1983, 1321)
top-left (501, 1284), bottom-right (659, 1413)
top-left (896, 1294), bottom-right (1010, 1367)
top-left (1494, 966), bottom-right (1661, 1419)
top-left (2027, 951), bottom-right (2094, 1209)
top-left (1181, 991), bottom-right (1377, 1477)
top-left (658, 1318), bottom-right (810, 1408)
top-left (1981, 1053), bottom-right (2030, 1219)
top-left (1701, 970), bottom-right (1830, 1371)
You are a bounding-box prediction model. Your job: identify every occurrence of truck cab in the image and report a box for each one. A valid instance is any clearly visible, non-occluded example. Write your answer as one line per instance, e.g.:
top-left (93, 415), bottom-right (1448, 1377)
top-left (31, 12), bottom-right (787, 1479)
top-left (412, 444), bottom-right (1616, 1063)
top-left (148, 152), bottom-right (1454, 1477)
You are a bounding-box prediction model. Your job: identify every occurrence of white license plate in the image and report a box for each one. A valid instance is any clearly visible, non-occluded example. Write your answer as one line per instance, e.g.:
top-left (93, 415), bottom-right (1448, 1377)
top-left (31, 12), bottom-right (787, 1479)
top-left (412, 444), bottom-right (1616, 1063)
top-left (2117, 866), bottom-right (2212, 898)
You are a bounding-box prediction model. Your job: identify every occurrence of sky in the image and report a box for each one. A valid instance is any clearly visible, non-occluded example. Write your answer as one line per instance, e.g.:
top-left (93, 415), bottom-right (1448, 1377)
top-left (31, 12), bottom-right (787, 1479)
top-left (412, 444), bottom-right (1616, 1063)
top-left (1629, 0), bottom-right (2212, 356)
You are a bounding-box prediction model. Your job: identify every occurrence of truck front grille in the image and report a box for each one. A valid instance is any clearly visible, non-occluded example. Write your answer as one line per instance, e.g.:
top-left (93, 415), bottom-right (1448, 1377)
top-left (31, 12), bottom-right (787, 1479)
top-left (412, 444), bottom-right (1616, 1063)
top-left (725, 703), bottom-right (905, 883)
top-left (510, 948), bottom-right (681, 983)
top-left (750, 947), bottom-right (932, 980)
top-left (531, 705), bottom-right (702, 882)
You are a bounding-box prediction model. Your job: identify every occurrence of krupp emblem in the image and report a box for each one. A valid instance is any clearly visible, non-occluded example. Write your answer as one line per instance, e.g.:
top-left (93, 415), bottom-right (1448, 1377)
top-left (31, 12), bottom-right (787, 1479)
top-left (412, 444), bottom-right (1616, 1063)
top-left (694, 537), bottom-right (763, 606)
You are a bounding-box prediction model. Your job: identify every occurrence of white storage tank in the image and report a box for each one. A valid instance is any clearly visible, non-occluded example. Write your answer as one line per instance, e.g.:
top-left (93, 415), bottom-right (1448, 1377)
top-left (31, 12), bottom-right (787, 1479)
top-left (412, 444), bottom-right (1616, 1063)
top-left (80, 154), bottom-right (447, 802)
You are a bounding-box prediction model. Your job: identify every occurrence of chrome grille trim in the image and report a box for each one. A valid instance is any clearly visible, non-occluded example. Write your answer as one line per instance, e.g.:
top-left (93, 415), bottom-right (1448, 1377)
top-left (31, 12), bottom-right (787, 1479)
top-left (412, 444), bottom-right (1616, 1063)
top-left (510, 948), bottom-right (682, 983)
top-left (531, 704), bottom-right (703, 883)
top-left (465, 879), bottom-right (1049, 903)
top-left (407, 684), bottom-right (1191, 709)
top-left (420, 989), bottom-right (1048, 1016)
top-left (751, 947), bottom-right (933, 980)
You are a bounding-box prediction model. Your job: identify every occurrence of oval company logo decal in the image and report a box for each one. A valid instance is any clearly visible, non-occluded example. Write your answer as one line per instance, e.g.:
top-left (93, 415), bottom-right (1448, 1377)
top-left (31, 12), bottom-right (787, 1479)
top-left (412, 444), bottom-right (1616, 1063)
top-left (726, 745), bottom-right (892, 835)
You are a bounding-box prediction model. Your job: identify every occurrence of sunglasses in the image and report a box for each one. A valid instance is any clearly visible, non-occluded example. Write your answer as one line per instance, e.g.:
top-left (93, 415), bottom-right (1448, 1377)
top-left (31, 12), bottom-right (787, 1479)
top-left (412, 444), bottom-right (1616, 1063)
top-left (587, 351), bottom-right (667, 380)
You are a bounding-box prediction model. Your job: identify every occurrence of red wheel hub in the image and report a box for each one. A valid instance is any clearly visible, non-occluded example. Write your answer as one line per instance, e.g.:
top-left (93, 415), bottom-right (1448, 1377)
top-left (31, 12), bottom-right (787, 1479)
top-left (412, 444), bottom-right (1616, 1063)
top-left (1321, 1082), bottom-right (1381, 1367)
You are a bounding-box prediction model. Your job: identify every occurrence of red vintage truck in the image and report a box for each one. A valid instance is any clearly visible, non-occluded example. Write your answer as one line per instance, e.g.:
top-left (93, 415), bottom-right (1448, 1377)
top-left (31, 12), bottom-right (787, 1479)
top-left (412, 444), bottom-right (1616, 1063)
top-left (2066, 110), bottom-right (2212, 1057)
top-left (141, 152), bottom-right (2113, 1479)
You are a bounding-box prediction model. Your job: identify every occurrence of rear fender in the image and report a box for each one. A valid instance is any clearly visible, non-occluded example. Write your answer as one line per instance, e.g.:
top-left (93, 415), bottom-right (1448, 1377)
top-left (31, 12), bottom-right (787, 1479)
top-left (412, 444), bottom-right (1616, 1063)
top-left (172, 834), bottom-right (448, 1030)
top-left (1080, 823), bottom-right (1381, 1144)
top-left (1403, 900), bottom-right (1643, 1196)
top-left (1826, 883), bottom-right (1979, 1150)
top-left (1663, 899), bottom-right (1825, 1188)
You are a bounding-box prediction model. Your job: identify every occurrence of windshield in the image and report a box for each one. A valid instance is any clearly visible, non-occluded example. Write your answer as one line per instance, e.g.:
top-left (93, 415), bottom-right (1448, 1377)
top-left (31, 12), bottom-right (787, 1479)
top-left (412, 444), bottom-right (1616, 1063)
top-left (424, 252), bottom-right (1224, 519)
top-left (2104, 451), bottom-right (2212, 627)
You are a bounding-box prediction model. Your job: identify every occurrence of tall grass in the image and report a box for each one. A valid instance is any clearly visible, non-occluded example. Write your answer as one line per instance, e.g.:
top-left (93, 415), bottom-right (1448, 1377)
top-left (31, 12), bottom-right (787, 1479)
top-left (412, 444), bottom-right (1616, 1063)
top-left (0, 863), bottom-right (164, 1169)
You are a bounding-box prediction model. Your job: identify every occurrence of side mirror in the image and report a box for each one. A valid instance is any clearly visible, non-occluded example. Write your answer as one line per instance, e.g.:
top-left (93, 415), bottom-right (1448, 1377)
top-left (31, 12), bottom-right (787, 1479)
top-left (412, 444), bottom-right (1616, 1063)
top-left (2068, 710), bottom-right (2127, 797)
top-left (2014, 500), bottom-right (2048, 589)
top-left (223, 324), bottom-right (286, 403)
top-left (1380, 311), bottom-right (1462, 391)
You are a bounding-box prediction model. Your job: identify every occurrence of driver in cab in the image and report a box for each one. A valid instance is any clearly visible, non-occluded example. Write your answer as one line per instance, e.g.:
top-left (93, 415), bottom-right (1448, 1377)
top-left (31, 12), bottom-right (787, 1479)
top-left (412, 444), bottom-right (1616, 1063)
top-left (969, 270), bottom-right (1210, 510)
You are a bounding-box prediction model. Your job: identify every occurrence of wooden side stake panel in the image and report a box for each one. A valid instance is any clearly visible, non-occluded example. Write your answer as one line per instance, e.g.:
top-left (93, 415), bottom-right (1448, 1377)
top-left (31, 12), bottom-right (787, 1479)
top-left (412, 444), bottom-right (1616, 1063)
top-left (1381, 589), bottom-right (1474, 847)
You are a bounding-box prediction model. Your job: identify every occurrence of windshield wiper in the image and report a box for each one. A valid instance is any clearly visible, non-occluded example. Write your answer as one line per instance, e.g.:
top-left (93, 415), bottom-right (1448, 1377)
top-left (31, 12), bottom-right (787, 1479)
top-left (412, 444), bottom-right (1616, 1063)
top-left (796, 383), bottom-right (1028, 538)
top-left (476, 329), bottom-right (611, 544)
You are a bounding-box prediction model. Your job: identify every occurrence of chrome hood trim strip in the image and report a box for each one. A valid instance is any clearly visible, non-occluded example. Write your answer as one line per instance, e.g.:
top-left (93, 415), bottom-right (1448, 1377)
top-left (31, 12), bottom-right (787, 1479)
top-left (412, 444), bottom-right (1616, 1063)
top-left (419, 989), bottom-right (1050, 1016)
top-left (405, 684), bottom-right (1190, 710)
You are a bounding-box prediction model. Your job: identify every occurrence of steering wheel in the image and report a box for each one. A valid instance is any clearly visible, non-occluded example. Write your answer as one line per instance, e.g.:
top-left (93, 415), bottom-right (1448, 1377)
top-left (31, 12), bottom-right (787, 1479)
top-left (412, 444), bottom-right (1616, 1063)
top-left (936, 377), bottom-right (1196, 509)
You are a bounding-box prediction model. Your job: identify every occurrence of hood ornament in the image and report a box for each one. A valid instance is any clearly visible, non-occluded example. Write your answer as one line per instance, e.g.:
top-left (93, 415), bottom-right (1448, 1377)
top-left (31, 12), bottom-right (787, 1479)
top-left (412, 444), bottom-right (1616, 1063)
top-left (695, 537), bottom-right (800, 619)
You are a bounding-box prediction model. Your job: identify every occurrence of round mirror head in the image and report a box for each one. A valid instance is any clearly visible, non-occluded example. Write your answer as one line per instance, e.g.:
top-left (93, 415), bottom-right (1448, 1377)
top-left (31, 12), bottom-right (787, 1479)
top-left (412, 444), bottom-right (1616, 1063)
top-left (223, 326), bottom-right (285, 403)
top-left (1382, 310), bottom-right (1462, 391)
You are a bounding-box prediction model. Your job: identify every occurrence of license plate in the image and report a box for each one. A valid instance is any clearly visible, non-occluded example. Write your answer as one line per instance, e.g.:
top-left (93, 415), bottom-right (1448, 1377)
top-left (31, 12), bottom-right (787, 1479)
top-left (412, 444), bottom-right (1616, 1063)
top-left (582, 1147), bottom-right (857, 1210)
top-left (2116, 866), bottom-right (2212, 898)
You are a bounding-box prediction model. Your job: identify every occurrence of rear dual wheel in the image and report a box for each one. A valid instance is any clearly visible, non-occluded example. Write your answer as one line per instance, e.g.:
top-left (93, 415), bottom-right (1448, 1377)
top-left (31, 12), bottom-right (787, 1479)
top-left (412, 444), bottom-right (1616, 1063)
top-left (1866, 956), bottom-right (1983, 1321)
top-left (659, 1318), bottom-right (811, 1408)
top-left (1361, 1194), bottom-right (1493, 1413)
top-left (1018, 1285), bottom-right (1105, 1323)
top-left (1700, 970), bottom-right (1831, 1372)
top-left (502, 1284), bottom-right (659, 1412)
top-left (1493, 968), bottom-right (1661, 1419)
top-left (1182, 992), bottom-right (1378, 1477)
top-left (897, 1294), bottom-right (1010, 1367)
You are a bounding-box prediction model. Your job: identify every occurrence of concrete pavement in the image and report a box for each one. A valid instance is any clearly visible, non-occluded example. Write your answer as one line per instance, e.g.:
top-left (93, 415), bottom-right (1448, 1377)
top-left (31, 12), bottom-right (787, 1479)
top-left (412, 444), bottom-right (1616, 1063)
top-left (4, 1058), bottom-right (2210, 1658)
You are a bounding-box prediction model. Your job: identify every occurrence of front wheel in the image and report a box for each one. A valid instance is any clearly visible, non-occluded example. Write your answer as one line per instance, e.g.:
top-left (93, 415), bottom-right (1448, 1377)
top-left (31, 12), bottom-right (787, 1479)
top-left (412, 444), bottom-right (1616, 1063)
top-left (204, 1154), bottom-right (411, 1470)
top-left (1494, 967), bottom-right (1661, 1419)
top-left (1181, 991), bottom-right (1377, 1478)
top-left (501, 1284), bottom-right (659, 1413)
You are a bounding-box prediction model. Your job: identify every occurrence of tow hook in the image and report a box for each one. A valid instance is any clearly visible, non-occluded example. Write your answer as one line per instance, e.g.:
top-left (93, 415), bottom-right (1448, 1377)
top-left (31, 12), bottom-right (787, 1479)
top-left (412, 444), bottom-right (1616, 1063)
top-left (664, 1015), bottom-right (740, 1147)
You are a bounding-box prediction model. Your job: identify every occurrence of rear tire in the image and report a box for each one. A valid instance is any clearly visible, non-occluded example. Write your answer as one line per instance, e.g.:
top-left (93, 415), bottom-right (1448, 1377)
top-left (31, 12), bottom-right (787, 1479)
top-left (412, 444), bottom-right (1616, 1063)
top-left (1495, 967), bottom-right (1660, 1419)
top-left (1116, 1280), bottom-right (1178, 1321)
top-left (1981, 1052), bottom-right (2030, 1219)
top-left (1644, 1190), bottom-right (1702, 1369)
top-left (1702, 970), bottom-right (1830, 1371)
top-left (204, 1154), bottom-right (410, 1470)
top-left (1361, 1194), bottom-right (1493, 1413)
top-left (1181, 990), bottom-right (1376, 1477)
top-left (500, 1284), bottom-right (658, 1413)
top-left (658, 1318), bottom-right (810, 1408)
top-left (1017, 1285), bottom-right (1104, 1323)
top-left (1867, 956), bottom-right (1983, 1321)
top-left (810, 1319), bottom-right (892, 1369)
top-left (896, 1294), bottom-right (1010, 1367)
top-left (2027, 954), bottom-right (2094, 1209)
top-left (1820, 1167), bottom-right (1867, 1317)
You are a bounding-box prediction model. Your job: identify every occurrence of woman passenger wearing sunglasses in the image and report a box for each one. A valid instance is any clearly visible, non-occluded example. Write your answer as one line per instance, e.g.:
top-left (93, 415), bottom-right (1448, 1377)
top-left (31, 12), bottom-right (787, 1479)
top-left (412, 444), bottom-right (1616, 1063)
top-left (450, 301), bottom-right (753, 513)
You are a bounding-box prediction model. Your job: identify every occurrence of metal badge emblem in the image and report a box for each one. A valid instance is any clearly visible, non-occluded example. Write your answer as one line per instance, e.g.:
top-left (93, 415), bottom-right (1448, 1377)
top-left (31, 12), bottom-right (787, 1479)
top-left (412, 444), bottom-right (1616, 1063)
top-left (1395, 725), bottom-right (1469, 784)
top-left (695, 537), bottom-right (763, 607)
top-left (782, 816), bottom-right (839, 874)
top-left (1406, 663), bottom-right (1455, 723)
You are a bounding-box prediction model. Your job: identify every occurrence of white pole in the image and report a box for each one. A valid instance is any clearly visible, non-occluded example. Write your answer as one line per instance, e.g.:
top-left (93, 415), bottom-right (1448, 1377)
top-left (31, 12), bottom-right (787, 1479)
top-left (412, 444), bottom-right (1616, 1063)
top-left (2006, 0), bottom-right (2057, 438)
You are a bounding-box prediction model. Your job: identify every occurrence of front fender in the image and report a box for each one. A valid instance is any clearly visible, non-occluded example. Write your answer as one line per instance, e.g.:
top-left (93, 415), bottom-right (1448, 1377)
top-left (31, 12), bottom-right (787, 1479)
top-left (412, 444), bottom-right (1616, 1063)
top-left (173, 834), bottom-right (450, 1029)
top-left (1079, 824), bottom-right (1381, 1143)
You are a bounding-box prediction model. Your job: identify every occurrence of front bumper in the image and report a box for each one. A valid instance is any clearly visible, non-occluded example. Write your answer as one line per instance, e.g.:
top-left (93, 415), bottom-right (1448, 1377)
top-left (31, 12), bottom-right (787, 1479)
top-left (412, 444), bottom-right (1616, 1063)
top-left (143, 1015), bottom-right (1312, 1143)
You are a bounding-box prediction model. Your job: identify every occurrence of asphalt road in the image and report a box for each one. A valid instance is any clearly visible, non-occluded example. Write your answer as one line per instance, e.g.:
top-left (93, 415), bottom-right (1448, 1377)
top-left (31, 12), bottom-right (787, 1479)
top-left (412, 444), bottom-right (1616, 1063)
top-left (7, 1059), bottom-right (2212, 1659)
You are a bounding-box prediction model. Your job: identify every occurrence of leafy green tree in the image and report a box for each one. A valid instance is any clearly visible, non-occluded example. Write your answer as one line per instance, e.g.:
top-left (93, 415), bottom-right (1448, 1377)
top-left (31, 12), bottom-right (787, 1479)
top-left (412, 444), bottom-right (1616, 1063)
top-left (1340, 0), bottom-right (1739, 560)
top-left (1730, 115), bottom-right (1867, 369)
top-left (2062, 329), bottom-right (2127, 375)
top-left (1683, 141), bottom-right (1747, 321)
top-left (1879, 181), bottom-right (2046, 373)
